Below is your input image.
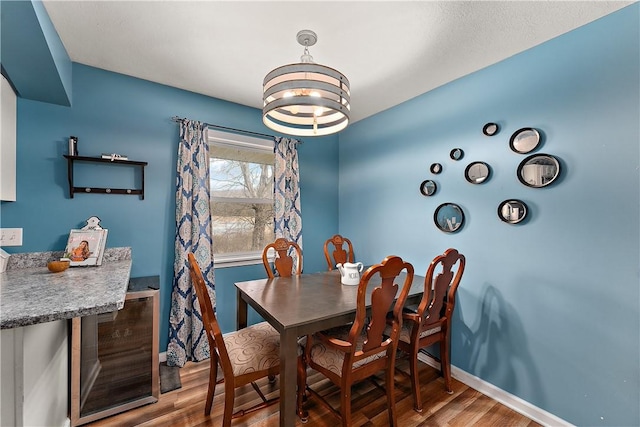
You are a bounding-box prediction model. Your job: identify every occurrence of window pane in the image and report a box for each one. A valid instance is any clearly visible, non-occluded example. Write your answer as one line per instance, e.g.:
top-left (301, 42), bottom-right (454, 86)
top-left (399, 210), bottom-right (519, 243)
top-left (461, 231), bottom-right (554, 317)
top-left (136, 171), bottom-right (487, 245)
top-left (211, 201), bottom-right (274, 253)
top-left (209, 143), bottom-right (275, 257)
top-left (210, 159), bottom-right (273, 199)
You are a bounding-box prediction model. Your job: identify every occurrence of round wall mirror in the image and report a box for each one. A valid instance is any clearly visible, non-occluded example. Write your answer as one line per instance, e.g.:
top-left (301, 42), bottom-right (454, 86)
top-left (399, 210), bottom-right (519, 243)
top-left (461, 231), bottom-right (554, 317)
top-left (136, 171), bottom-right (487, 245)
top-left (419, 180), bottom-right (437, 196)
top-left (465, 161), bottom-right (491, 184)
top-left (498, 199), bottom-right (528, 224)
top-left (483, 122), bottom-right (499, 136)
top-left (430, 163), bottom-right (442, 174)
top-left (450, 148), bottom-right (464, 161)
top-left (517, 153), bottom-right (561, 188)
top-left (434, 203), bottom-right (465, 233)
top-left (510, 128), bottom-right (541, 154)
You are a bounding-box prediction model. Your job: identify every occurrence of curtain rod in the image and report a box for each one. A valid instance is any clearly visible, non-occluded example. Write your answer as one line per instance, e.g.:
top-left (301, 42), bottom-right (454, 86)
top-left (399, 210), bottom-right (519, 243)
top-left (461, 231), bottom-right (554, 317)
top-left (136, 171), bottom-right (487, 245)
top-left (171, 116), bottom-right (302, 143)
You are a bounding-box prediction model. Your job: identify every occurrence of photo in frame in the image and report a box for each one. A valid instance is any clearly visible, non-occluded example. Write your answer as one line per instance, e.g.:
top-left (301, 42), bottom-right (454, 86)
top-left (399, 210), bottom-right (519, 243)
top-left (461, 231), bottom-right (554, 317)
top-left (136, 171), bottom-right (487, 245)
top-left (62, 228), bottom-right (108, 266)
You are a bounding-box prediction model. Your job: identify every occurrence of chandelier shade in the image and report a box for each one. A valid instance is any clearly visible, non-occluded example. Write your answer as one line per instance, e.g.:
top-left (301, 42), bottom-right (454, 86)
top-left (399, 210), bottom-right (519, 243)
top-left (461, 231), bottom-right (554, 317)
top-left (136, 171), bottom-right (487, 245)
top-left (262, 30), bottom-right (351, 137)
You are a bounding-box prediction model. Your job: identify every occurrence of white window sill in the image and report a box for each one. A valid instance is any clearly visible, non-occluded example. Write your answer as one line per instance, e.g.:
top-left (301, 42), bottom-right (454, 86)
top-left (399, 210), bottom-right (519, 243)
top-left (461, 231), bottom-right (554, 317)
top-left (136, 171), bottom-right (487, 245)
top-left (214, 251), bottom-right (273, 268)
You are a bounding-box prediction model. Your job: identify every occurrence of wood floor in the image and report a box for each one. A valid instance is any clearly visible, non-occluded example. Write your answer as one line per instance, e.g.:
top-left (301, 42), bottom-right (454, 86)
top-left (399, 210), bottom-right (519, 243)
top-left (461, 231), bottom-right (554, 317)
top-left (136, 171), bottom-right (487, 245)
top-left (85, 358), bottom-right (541, 427)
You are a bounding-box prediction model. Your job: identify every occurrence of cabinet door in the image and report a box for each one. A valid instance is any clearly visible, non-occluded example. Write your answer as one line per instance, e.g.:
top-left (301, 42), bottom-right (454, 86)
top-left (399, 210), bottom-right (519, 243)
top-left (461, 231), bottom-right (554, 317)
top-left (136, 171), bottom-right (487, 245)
top-left (1, 75), bottom-right (17, 201)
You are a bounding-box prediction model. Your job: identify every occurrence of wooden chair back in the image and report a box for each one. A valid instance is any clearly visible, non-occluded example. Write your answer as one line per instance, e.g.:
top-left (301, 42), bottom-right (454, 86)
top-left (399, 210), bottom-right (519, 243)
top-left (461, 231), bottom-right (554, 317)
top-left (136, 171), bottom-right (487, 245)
top-left (418, 248), bottom-right (465, 330)
top-left (302, 255), bottom-right (414, 426)
top-left (187, 253), bottom-right (230, 371)
top-left (351, 255), bottom-right (413, 366)
top-left (397, 248), bottom-right (465, 413)
top-left (323, 234), bottom-right (355, 270)
top-left (262, 237), bottom-right (303, 278)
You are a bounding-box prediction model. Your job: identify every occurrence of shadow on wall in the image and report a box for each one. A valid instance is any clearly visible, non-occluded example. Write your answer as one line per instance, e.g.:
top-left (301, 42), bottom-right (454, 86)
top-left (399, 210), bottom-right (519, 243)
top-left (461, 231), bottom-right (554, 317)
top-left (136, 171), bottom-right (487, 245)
top-left (454, 283), bottom-right (544, 406)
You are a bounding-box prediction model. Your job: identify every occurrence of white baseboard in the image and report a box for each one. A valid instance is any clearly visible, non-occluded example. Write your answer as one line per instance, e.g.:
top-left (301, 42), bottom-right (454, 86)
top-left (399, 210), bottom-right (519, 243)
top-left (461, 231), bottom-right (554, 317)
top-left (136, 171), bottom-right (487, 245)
top-left (159, 351), bottom-right (166, 363)
top-left (417, 352), bottom-right (573, 427)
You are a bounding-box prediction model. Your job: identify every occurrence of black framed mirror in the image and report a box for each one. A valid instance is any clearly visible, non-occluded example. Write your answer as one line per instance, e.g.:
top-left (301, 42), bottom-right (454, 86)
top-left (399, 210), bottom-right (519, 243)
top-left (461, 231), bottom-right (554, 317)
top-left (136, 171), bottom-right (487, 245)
top-left (510, 127), bottom-right (541, 154)
top-left (498, 199), bottom-right (528, 224)
top-left (419, 180), bottom-right (437, 196)
top-left (430, 163), bottom-right (442, 174)
top-left (517, 153), bottom-right (561, 188)
top-left (434, 203), bottom-right (465, 233)
top-left (465, 161), bottom-right (491, 184)
top-left (450, 148), bottom-right (464, 161)
top-left (483, 122), bottom-right (499, 136)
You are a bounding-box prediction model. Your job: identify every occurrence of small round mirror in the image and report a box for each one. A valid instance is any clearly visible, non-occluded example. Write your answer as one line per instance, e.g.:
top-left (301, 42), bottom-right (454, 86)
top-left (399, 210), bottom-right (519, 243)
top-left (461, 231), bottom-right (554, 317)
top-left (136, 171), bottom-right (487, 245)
top-left (434, 203), bottom-right (465, 233)
top-left (465, 162), bottom-right (491, 184)
top-left (450, 148), bottom-right (464, 161)
top-left (498, 199), bottom-right (528, 224)
top-left (430, 163), bottom-right (442, 174)
top-left (517, 153), bottom-right (561, 188)
top-left (419, 180), bottom-right (437, 196)
top-left (510, 128), bottom-right (541, 154)
top-left (483, 122), bottom-right (499, 136)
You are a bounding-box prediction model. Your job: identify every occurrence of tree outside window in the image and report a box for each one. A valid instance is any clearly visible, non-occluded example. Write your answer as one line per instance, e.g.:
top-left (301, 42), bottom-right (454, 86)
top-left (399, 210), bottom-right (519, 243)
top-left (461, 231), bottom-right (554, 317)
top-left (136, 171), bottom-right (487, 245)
top-left (209, 137), bottom-right (275, 264)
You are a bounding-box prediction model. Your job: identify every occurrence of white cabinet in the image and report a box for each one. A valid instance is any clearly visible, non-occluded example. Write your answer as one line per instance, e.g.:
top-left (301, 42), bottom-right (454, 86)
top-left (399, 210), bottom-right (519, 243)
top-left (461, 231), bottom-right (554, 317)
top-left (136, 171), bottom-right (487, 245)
top-left (1, 74), bottom-right (17, 201)
top-left (0, 321), bottom-right (69, 427)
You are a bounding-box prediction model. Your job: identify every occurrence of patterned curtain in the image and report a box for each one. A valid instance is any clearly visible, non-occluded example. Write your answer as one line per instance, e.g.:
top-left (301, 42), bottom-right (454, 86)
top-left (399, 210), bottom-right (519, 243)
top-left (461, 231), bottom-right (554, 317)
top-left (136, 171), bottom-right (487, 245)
top-left (167, 120), bottom-right (215, 367)
top-left (274, 136), bottom-right (303, 268)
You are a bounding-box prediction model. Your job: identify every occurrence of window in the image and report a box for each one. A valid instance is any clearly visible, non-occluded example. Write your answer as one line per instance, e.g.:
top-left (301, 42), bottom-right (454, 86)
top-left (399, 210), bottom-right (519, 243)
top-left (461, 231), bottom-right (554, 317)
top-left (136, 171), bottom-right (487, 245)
top-left (208, 129), bottom-right (275, 267)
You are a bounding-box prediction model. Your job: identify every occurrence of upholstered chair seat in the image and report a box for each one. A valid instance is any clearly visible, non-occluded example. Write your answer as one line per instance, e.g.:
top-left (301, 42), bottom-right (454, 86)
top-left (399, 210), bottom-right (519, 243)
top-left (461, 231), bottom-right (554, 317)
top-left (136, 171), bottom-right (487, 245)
top-left (223, 322), bottom-right (280, 376)
top-left (393, 323), bottom-right (442, 345)
top-left (308, 326), bottom-right (387, 376)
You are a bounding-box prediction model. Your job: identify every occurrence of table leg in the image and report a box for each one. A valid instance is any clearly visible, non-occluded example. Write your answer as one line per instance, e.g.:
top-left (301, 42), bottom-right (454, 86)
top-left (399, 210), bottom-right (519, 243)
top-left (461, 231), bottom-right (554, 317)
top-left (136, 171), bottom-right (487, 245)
top-left (279, 329), bottom-right (298, 426)
top-left (236, 288), bottom-right (247, 330)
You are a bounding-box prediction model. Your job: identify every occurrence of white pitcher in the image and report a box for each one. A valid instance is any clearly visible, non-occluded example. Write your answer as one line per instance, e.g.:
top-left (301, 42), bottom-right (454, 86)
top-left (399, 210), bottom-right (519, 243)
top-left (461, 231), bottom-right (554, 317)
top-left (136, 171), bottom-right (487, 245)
top-left (336, 262), bottom-right (364, 286)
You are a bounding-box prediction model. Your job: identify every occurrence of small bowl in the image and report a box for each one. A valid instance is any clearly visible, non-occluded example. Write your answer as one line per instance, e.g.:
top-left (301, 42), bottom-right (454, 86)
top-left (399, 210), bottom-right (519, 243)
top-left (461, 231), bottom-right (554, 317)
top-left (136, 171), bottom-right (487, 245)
top-left (47, 260), bottom-right (70, 273)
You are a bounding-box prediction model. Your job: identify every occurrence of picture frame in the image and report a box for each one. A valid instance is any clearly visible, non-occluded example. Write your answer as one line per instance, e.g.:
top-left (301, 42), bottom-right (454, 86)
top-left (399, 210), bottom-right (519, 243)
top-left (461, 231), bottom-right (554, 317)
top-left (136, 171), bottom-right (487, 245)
top-left (434, 202), bottom-right (465, 233)
top-left (419, 179), bottom-right (437, 196)
top-left (482, 122), bottom-right (499, 136)
top-left (62, 228), bottom-right (108, 266)
top-left (498, 199), bottom-right (528, 224)
top-left (450, 148), bottom-right (464, 161)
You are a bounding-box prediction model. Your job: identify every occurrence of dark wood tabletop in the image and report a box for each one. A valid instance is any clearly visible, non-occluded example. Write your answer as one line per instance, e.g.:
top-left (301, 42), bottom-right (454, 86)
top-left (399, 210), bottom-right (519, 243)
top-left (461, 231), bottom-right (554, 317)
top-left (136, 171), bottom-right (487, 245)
top-left (235, 268), bottom-right (425, 426)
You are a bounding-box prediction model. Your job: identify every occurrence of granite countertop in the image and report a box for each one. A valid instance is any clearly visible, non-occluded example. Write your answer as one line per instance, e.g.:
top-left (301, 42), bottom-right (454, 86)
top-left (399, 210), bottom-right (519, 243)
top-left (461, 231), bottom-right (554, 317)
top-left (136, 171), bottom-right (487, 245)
top-left (0, 247), bottom-right (132, 329)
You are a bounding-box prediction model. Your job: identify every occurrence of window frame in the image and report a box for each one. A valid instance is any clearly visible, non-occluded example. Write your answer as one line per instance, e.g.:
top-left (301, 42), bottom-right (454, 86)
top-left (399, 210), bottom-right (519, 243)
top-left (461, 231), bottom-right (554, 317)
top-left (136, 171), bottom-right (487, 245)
top-left (208, 129), bottom-right (275, 268)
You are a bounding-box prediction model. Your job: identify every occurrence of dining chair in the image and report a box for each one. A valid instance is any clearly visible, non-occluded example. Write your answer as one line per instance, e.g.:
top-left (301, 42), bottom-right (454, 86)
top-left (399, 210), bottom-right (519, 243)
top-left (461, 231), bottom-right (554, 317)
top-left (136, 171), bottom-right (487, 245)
top-left (262, 237), bottom-right (303, 278)
top-left (392, 248), bottom-right (465, 413)
top-left (323, 234), bottom-right (355, 270)
top-left (187, 253), bottom-right (281, 427)
top-left (258, 240), bottom-right (309, 421)
top-left (299, 255), bottom-right (414, 426)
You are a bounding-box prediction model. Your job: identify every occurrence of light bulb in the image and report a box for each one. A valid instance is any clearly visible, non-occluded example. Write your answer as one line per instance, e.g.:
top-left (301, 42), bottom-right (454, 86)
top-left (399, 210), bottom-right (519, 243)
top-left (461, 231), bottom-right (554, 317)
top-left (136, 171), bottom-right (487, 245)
top-left (288, 105), bottom-right (299, 115)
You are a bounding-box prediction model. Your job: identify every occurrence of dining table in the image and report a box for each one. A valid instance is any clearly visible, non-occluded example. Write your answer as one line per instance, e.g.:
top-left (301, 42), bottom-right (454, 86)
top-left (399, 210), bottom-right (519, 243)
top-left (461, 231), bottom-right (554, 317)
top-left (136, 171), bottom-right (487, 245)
top-left (235, 268), bottom-right (426, 427)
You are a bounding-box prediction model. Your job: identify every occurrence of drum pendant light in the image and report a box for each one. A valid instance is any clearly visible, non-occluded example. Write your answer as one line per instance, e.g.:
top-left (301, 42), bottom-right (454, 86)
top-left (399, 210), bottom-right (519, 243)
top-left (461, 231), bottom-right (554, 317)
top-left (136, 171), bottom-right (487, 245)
top-left (262, 30), bottom-right (351, 137)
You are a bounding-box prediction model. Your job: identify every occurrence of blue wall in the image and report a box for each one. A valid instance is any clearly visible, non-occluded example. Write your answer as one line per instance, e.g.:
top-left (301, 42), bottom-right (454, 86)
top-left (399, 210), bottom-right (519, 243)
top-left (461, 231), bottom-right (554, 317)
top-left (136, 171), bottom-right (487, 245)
top-left (0, 0), bottom-right (72, 105)
top-left (338, 5), bottom-right (639, 426)
top-left (0, 63), bottom-right (339, 348)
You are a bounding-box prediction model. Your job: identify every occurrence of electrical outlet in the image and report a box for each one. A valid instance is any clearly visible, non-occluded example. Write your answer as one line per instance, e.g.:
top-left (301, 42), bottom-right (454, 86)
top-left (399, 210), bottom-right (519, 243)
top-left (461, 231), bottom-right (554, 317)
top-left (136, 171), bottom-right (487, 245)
top-left (0, 228), bottom-right (23, 246)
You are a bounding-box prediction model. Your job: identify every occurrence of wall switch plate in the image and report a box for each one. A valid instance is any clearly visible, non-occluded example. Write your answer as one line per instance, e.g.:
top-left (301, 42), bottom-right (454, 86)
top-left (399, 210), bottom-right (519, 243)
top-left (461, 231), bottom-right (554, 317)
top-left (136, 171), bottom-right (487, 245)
top-left (0, 228), bottom-right (23, 246)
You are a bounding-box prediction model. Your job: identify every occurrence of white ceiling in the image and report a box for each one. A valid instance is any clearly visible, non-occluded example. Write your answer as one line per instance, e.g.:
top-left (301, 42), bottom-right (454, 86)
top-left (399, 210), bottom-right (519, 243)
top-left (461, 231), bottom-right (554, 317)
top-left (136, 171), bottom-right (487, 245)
top-left (42, 1), bottom-right (632, 124)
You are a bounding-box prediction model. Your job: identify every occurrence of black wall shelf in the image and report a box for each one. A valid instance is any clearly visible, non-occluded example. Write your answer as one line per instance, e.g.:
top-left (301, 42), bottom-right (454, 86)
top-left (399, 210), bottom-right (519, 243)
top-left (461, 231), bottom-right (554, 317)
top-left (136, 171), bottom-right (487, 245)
top-left (64, 155), bottom-right (148, 199)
